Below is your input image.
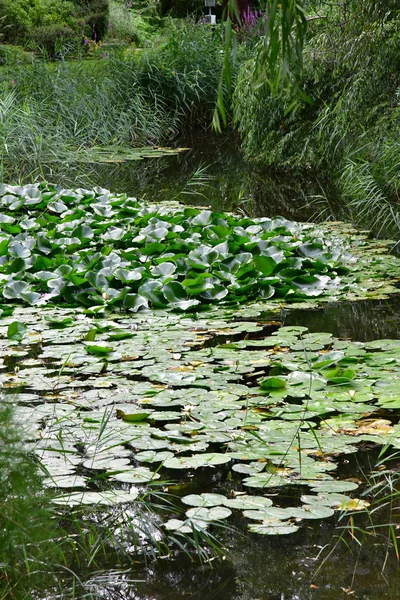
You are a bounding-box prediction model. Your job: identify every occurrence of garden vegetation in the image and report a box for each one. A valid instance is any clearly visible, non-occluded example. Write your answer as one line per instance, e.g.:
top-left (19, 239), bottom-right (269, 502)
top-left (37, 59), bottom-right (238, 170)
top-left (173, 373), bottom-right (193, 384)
top-left (1, 1), bottom-right (400, 598)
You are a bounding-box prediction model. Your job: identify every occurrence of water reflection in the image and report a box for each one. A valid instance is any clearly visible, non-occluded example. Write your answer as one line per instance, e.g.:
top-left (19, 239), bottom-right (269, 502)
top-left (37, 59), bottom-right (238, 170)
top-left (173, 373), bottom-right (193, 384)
top-left (282, 295), bottom-right (400, 342)
top-left (51, 133), bottom-right (342, 223)
top-left (74, 512), bottom-right (400, 600)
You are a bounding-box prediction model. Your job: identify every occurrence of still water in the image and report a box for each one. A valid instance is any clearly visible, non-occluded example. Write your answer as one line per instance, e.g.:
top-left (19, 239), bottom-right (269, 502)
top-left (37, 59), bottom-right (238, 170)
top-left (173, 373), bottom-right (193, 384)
top-left (72, 132), bottom-right (342, 224)
top-left (44, 137), bottom-right (400, 599)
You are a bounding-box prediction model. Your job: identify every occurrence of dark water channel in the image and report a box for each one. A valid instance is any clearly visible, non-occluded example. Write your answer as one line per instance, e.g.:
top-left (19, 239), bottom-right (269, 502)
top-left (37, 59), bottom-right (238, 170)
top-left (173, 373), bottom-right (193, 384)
top-left (51, 138), bottom-right (400, 599)
top-left (85, 132), bottom-right (342, 224)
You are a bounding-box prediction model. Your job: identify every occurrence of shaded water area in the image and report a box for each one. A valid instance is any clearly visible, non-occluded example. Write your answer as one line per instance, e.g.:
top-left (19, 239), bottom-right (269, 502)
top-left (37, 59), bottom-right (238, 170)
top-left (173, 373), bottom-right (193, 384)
top-left (68, 132), bottom-right (342, 224)
top-left (10, 139), bottom-right (400, 599)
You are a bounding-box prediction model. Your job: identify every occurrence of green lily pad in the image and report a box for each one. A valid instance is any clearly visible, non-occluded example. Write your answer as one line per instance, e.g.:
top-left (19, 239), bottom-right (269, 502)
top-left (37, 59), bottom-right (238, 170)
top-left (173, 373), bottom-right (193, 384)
top-left (181, 493), bottom-right (227, 508)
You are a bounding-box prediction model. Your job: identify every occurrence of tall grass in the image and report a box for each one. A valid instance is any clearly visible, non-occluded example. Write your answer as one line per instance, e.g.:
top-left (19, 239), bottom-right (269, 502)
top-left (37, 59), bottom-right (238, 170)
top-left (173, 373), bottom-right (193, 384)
top-left (233, 3), bottom-right (400, 235)
top-left (0, 21), bottom-right (224, 184)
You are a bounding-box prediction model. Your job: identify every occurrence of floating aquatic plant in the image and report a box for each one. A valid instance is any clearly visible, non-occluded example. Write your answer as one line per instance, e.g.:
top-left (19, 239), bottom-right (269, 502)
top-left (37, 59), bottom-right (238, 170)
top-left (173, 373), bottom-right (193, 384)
top-left (0, 183), bottom-right (350, 310)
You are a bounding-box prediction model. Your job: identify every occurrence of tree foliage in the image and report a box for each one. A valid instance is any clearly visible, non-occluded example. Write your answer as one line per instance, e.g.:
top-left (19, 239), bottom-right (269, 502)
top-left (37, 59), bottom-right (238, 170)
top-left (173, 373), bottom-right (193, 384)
top-left (0, 0), bottom-right (109, 55)
top-left (232, 0), bottom-right (400, 234)
top-left (214, 0), bottom-right (308, 129)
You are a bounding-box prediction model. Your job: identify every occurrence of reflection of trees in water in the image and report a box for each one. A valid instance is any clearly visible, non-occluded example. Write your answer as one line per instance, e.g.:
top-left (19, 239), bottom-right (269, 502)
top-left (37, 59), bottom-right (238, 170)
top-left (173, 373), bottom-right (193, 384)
top-left (43, 132), bottom-right (343, 221)
top-left (243, 171), bottom-right (342, 223)
top-left (284, 296), bottom-right (400, 342)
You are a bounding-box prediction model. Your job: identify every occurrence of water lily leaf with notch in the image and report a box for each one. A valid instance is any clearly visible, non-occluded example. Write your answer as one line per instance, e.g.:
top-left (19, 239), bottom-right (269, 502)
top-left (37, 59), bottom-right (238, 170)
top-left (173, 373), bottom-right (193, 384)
top-left (185, 506), bottom-right (232, 522)
top-left (301, 493), bottom-right (369, 511)
top-left (164, 518), bottom-right (207, 533)
top-left (290, 505), bottom-right (335, 520)
top-left (111, 467), bottom-right (160, 483)
top-left (311, 480), bottom-right (359, 493)
top-left (182, 493), bottom-right (227, 508)
top-left (223, 495), bottom-right (273, 510)
top-left (248, 520), bottom-right (300, 535)
top-left (135, 450), bottom-right (174, 463)
top-left (7, 321), bottom-right (27, 342)
top-left (243, 507), bottom-right (296, 520)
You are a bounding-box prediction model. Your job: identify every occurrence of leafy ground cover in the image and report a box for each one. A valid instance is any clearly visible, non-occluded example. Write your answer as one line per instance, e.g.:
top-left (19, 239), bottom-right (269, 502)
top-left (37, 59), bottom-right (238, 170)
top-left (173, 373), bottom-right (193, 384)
top-left (2, 185), bottom-right (400, 596)
top-left (1, 184), bottom-right (399, 313)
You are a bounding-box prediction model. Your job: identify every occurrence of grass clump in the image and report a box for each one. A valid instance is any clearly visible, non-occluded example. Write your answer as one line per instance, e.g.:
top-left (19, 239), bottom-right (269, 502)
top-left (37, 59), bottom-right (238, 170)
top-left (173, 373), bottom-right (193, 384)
top-left (0, 20), bottom-right (223, 183)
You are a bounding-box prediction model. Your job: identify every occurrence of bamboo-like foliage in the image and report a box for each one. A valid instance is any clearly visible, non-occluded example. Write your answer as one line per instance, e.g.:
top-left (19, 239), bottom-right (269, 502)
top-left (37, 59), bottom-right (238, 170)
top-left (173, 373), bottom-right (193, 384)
top-left (214, 0), bottom-right (308, 130)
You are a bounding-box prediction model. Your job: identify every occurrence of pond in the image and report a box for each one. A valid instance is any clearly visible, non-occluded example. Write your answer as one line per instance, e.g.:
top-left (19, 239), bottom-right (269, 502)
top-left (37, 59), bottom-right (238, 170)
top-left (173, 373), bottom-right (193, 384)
top-left (2, 139), bottom-right (400, 600)
top-left (49, 131), bottom-right (342, 223)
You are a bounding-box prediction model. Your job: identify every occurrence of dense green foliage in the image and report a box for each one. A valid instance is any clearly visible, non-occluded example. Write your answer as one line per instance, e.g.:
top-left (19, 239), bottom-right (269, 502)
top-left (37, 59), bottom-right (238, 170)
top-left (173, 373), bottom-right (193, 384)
top-left (0, 22), bottom-right (223, 182)
top-left (0, 184), bottom-right (348, 310)
top-left (233, 1), bottom-right (400, 233)
top-left (0, 0), bottom-right (109, 55)
top-left (0, 407), bottom-right (61, 598)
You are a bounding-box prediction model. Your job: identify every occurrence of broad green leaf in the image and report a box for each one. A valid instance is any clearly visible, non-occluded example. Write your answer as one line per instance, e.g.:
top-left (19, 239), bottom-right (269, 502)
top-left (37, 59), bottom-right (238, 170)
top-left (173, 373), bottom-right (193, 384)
top-left (7, 321), bottom-right (27, 342)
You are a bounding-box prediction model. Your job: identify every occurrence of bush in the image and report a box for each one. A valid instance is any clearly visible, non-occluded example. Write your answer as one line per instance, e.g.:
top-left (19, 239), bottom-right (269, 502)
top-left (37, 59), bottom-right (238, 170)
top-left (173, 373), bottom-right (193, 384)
top-left (0, 0), bottom-right (109, 56)
top-left (107, 0), bottom-right (159, 46)
top-left (233, 2), bottom-right (400, 233)
top-left (0, 44), bottom-right (33, 66)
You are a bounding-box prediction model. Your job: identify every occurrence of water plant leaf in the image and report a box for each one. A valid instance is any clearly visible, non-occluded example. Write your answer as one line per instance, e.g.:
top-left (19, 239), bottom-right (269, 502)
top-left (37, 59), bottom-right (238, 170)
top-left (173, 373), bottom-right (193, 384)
top-left (1, 184), bottom-right (390, 312)
top-left (248, 521), bottom-right (300, 535)
top-left (85, 344), bottom-right (115, 355)
top-left (181, 493), bottom-right (227, 508)
top-left (223, 495), bottom-right (273, 510)
top-left (185, 506), bottom-right (232, 522)
top-left (116, 409), bottom-right (152, 422)
top-left (7, 321), bottom-right (27, 342)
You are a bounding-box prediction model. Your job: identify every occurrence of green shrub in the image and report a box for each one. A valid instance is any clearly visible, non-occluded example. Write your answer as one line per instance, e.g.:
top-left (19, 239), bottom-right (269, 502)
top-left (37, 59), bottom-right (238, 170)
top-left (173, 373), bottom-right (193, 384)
top-left (107, 0), bottom-right (158, 46)
top-left (72, 0), bottom-right (109, 40)
top-left (233, 2), bottom-right (400, 233)
top-left (0, 0), bottom-right (31, 41)
top-left (159, 0), bottom-right (204, 18)
top-left (0, 44), bottom-right (33, 66)
top-left (0, 0), bottom-right (109, 56)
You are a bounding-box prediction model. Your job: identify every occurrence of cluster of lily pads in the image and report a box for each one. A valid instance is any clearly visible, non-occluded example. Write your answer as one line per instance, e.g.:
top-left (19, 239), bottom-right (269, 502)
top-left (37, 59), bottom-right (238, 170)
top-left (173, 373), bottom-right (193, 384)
top-left (0, 183), bottom-right (349, 310)
top-left (2, 183), bottom-right (400, 538)
top-left (2, 305), bottom-right (400, 536)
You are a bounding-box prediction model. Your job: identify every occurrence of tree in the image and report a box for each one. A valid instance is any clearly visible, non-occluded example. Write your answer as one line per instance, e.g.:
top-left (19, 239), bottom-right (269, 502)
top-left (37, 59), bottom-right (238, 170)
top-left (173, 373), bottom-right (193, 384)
top-left (214, 0), bottom-right (308, 129)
